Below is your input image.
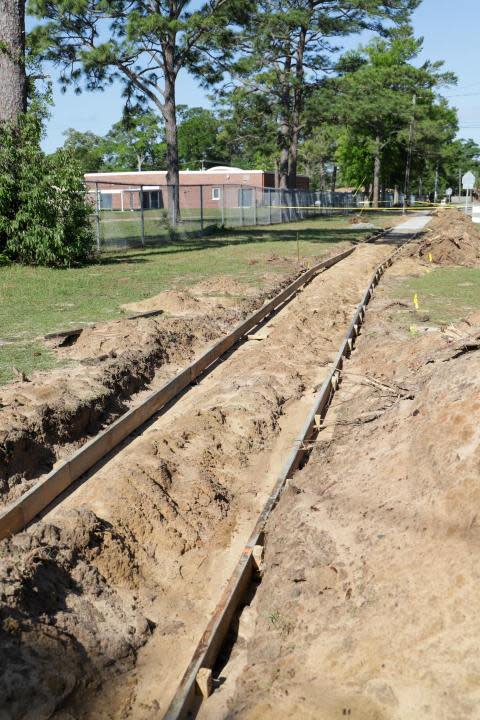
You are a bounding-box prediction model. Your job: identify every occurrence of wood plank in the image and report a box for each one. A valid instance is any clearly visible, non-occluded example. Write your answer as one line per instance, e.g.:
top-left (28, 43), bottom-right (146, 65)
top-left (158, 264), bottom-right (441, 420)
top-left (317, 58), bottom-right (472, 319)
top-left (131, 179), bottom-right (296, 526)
top-left (0, 248), bottom-right (355, 541)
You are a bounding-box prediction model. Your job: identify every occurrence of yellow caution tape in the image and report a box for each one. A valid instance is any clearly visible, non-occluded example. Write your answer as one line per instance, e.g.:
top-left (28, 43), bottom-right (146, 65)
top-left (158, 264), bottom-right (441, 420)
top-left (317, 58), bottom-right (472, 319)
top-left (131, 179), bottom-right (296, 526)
top-left (273, 205), bottom-right (460, 212)
top-left (413, 293), bottom-right (419, 310)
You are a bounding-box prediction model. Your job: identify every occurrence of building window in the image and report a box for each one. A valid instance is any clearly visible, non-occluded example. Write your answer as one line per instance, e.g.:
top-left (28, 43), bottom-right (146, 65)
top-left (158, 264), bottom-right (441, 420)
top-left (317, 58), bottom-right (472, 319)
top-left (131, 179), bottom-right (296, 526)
top-left (142, 190), bottom-right (162, 209)
top-left (212, 187), bottom-right (221, 201)
top-left (99, 193), bottom-right (113, 210)
top-left (150, 191), bottom-right (160, 209)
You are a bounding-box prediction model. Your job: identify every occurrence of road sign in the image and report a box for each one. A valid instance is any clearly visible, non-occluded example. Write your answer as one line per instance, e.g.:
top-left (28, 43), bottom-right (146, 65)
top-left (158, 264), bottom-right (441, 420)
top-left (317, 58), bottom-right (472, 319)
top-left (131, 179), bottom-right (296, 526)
top-left (446, 187), bottom-right (453, 196)
top-left (462, 172), bottom-right (476, 190)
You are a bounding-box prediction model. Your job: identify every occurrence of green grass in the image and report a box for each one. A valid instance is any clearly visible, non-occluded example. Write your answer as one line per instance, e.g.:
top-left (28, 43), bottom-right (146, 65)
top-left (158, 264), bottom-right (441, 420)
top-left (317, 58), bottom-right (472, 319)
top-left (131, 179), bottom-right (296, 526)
top-left (98, 207), bottom-right (252, 245)
top-left (395, 267), bottom-right (480, 326)
top-left (96, 207), bottom-right (399, 248)
top-left (0, 213), bottom-right (399, 384)
top-left (0, 343), bottom-right (61, 385)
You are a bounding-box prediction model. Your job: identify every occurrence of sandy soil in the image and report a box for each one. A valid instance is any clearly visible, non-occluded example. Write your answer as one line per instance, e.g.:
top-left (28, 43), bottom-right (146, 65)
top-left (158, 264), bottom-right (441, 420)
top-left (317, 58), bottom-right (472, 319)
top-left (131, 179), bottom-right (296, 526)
top-left (0, 243), bottom-right (393, 720)
top-left (416, 208), bottom-right (480, 266)
top-left (0, 270), bottom-right (308, 506)
top-left (120, 277), bottom-right (258, 315)
top-left (206, 232), bottom-right (480, 720)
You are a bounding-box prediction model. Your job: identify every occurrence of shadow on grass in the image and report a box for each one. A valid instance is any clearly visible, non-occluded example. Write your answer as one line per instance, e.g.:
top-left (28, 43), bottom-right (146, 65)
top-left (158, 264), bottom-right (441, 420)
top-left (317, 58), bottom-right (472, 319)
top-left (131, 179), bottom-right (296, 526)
top-left (98, 226), bottom-right (375, 265)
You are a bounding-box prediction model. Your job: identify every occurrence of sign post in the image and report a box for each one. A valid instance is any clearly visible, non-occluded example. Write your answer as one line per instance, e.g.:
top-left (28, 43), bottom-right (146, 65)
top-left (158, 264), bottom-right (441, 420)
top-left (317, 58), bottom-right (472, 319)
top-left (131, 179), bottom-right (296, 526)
top-left (462, 172), bottom-right (476, 214)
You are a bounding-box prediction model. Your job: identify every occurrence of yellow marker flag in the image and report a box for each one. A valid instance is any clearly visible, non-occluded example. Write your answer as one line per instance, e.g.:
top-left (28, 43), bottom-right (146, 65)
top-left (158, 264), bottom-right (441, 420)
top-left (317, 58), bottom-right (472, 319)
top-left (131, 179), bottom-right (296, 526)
top-left (428, 252), bottom-right (433, 263)
top-left (413, 293), bottom-right (419, 310)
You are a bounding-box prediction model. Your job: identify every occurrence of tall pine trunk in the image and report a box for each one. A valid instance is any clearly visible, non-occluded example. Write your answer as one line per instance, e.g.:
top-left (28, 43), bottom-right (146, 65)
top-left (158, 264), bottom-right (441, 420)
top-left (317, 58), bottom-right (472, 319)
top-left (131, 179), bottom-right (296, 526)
top-left (372, 136), bottom-right (381, 208)
top-left (278, 110), bottom-right (290, 191)
top-left (277, 57), bottom-right (291, 192)
top-left (288, 26), bottom-right (306, 191)
top-left (0, 0), bottom-right (26, 125)
top-left (288, 124), bottom-right (298, 190)
top-left (163, 53), bottom-right (180, 224)
top-left (319, 159), bottom-right (326, 191)
top-left (331, 164), bottom-right (337, 193)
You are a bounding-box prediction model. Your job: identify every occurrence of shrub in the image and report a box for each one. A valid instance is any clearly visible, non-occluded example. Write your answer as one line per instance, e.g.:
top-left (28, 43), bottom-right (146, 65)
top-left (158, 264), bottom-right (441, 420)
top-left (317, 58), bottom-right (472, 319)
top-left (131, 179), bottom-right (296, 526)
top-left (0, 112), bottom-right (94, 267)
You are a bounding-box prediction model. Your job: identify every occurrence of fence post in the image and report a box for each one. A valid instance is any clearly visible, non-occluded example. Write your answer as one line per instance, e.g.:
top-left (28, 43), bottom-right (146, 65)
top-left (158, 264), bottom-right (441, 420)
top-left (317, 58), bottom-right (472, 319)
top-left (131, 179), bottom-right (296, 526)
top-left (269, 189), bottom-right (272, 225)
top-left (253, 187), bottom-right (257, 226)
top-left (140, 185), bottom-right (145, 248)
top-left (95, 182), bottom-right (101, 251)
top-left (200, 184), bottom-right (204, 232)
top-left (240, 187), bottom-right (245, 226)
top-left (221, 184), bottom-right (225, 227)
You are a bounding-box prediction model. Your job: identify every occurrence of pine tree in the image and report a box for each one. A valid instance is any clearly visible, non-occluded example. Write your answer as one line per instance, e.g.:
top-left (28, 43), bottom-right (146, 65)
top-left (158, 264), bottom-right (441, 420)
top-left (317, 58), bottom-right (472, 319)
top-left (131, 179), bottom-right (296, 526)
top-left (230, 0), bottom-right (420, 189)
top-left (28, 0), bottom-right (250, 221)
top-left (0, 0), bottom-right (26, 124)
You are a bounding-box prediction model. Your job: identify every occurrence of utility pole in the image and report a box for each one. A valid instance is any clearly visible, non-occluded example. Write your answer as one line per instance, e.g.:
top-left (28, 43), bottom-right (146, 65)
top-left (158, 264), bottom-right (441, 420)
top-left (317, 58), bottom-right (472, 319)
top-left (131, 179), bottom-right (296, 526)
top-left (434, 165), bottom-right (439, 204)
top-left (403, 93), bottom-right (416, 214)
top-left (458, 168), bottom-right (462, 198)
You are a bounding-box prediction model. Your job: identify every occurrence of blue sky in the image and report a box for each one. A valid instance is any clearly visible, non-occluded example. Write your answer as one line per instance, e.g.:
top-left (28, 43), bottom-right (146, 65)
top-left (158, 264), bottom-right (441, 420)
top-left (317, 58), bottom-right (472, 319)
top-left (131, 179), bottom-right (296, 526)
top-left (36, 0), bottom-right (480, 153)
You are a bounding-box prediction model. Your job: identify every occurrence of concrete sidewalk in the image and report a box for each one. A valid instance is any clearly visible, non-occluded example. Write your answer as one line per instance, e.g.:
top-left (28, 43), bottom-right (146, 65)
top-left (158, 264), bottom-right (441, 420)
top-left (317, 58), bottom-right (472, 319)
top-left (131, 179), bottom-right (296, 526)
top-left (371, 213), bottom-right (431, 245)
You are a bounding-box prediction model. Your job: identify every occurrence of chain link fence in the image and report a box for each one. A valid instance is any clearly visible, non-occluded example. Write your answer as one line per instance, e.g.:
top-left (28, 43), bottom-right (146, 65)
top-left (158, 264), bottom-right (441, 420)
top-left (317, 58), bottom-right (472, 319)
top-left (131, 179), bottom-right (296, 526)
top-left (87, 181), bottom-right (365, 250)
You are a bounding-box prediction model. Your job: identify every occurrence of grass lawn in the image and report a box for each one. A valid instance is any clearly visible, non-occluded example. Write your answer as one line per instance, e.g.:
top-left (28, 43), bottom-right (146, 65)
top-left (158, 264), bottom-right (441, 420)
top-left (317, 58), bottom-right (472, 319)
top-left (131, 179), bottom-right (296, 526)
top-left (97, 206), bottom-right (400, 248)
top-left (394, 267), bottom-right (480, 327)
top-left (0, 212), bottom-right (400, 384)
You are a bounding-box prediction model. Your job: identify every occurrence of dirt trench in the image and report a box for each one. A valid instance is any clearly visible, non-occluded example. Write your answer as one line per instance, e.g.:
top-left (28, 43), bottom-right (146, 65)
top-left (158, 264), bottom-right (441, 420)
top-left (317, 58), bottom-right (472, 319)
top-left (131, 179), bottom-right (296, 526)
top-left (0, 243), bottom-right (393, 720)
top-left (0, 270), bottom-right (314, 507)
top-left (205, 246), bottom-right (480, 720)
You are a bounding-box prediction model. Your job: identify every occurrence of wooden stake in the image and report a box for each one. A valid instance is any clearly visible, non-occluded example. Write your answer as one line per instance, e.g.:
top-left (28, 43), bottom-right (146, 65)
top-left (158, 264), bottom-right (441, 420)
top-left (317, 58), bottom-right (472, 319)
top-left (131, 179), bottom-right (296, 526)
top-left (196, 668), bottom-right (213, 698)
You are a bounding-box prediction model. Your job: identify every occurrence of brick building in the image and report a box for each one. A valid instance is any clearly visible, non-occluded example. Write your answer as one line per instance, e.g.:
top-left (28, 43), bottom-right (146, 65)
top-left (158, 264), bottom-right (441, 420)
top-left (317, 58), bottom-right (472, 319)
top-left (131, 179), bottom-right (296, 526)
top-left (85, 166), bottom-right (310, 211)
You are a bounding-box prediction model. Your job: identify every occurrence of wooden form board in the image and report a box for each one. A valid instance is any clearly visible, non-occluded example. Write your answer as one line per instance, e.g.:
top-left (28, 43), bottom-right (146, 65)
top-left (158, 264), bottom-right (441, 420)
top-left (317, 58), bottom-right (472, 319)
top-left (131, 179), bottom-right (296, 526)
top-left (163, 245), bottom-right (406, 720)
top-left (0, 247), bottom-right (355, 542)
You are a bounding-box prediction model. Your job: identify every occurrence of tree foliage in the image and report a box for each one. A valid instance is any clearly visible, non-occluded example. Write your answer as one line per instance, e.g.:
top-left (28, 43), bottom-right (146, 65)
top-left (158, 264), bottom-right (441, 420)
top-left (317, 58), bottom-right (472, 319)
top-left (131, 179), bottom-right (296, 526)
top-left (103, 107), bottom-right (163, 171)
top-left (0, 109), bottom-right (94, 266)
top-left (177, 106), bottom-right (224, 169)
top-left (330, 27), bottom-right (457, 202)
top-left (28, 0), bottom-right (251, 217)
top-left (225, 0), bottom-right (420, 189)
top-left (55, 128), bottom-right (106, 174)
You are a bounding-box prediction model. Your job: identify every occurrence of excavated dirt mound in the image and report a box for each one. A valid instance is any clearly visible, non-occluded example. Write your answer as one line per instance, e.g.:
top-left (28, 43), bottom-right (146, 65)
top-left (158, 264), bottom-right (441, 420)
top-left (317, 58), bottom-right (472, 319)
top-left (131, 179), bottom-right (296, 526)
top-left (190, 276), bottom-right (257, 297)
top-left (0, 313), bottom-right (233, 505)
top-left (0, 271), bottom-right (305, 507)
top-left (62, 311), bottom-right (226, 362)
top-left (0, 509), bottom-right (151, 719)
top-left (121, 289), bottom-right (216, 316)
top-left (207, 262), bottom-right (480, 719)
top-left (0, 244), bottom-right (392, 719)
top-left (417, 209), bottom-right (480, 266)
top-left (121, 275), bottom-right (287, 316)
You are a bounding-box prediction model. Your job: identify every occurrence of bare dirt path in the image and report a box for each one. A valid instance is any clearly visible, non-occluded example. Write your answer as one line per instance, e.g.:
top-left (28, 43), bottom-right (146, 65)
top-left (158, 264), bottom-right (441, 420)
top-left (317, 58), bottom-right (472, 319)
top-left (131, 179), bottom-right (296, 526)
top-left (0, 242), bottom-right (395, 720)
top-left (208, 223), bottom-right (480, 720)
